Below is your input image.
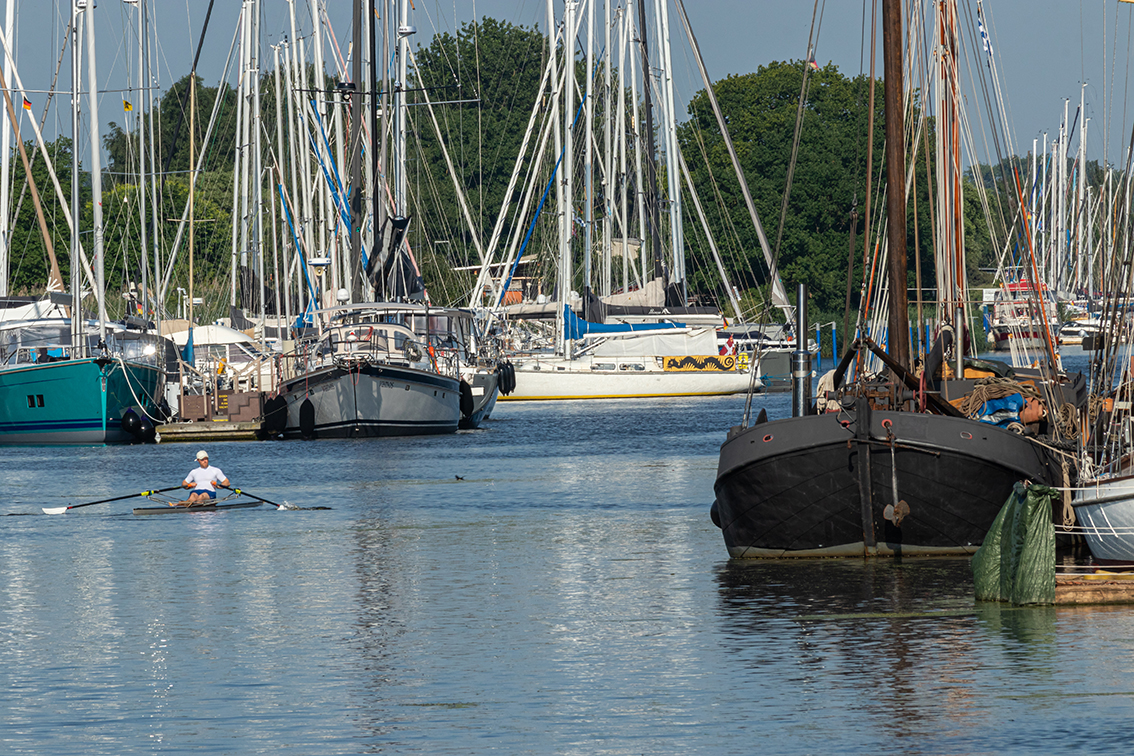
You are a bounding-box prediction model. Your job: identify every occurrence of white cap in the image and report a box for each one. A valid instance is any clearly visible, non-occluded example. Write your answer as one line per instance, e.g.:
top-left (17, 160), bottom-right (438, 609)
top-left (196, 450), bottom-right (209, 460)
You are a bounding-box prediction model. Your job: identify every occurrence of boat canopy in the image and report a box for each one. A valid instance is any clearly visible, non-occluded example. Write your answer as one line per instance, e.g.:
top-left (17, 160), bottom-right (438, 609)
top-left (591, 329), bottom-right (717, 357)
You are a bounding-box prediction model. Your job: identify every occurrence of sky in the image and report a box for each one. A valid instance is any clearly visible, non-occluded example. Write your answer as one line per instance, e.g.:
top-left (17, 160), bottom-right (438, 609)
top-left (6, 0), bottom-right (1134, 167)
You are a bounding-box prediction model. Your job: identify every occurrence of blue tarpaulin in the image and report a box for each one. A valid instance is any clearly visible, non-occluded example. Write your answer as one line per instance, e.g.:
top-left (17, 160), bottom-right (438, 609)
top-left (975, 392), bottom-right (1025, 427)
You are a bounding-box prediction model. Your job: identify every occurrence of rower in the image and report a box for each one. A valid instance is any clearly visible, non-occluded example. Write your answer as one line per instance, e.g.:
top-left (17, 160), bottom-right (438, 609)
top-left (177, 450), bottom-right (230, 507)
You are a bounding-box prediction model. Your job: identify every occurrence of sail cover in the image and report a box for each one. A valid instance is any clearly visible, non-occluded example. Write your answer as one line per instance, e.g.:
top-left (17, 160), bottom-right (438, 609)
top-left (564, 305), bottom-right (684, 340)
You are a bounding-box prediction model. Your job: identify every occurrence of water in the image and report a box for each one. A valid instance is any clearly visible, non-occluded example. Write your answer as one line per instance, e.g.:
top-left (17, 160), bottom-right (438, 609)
top-left (4, 386), bottom-right (1134, 754)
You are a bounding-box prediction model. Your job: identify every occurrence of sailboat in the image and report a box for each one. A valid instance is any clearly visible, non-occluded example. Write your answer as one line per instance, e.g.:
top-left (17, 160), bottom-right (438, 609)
top-left (711, 0), bottom-right (1085, 557)
top-left (274, 0), bottom-right (464, 438)
top-left (0, 2), bottom-right (163, 444)
top-left (477, 0), bottom-right (757, 402)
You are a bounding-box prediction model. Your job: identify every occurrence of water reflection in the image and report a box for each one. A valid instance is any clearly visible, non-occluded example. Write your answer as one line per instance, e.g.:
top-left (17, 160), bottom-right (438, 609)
top-left (714, 559), bottom-right (987, 742)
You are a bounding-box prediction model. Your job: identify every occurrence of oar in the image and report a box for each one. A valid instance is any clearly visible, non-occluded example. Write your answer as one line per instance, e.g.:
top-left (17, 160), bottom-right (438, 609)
top-left (219, 485), bottom-right (297, 510)
top-left (42, 486), bottom-right (184, 515)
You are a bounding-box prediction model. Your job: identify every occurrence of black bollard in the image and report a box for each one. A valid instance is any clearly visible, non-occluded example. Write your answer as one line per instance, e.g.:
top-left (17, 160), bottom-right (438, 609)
top-left (792, 283), bottom-right (811, 417)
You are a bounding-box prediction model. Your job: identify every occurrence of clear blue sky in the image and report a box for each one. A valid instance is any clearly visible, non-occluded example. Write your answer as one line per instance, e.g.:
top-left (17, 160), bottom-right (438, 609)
top-left (7, 0), bottom-right (1134, 166)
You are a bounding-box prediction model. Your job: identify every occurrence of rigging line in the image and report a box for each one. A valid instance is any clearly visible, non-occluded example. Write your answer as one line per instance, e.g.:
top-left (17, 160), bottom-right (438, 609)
top-left (770, 0), bottom-right (824, 269)
top-left (684, 103), bottom-right (763, 314)
top-left (7, 19), bottom-right (86, 286)
top-left (158, 0), bottom-right (216, 203)
top-left (963, 1), bottom-right (1011, 245)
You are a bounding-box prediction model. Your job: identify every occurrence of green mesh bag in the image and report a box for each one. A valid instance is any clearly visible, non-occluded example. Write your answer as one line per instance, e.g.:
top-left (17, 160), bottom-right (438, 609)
top-left (972, 482), bottom-right (1056, 605)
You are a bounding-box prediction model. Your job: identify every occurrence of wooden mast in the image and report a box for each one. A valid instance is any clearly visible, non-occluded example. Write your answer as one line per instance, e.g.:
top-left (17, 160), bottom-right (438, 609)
top-left (882, 0), bottom-right (910, 370)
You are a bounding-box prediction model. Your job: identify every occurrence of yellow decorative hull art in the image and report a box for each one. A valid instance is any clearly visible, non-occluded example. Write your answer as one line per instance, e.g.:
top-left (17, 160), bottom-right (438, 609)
top-left (662, 355), bottom-right (736, 372)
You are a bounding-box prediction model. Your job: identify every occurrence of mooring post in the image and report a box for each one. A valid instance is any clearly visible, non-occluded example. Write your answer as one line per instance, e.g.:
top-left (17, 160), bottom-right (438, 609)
top-left (792, 283), bottom-right (811, 417)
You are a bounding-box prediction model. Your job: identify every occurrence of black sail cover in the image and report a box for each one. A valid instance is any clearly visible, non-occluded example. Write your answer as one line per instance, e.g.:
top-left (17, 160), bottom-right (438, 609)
top-left (366, 215), bottom-right (422, 300)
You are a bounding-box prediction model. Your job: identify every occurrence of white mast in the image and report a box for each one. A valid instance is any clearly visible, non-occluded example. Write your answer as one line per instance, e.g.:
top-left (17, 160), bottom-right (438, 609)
top-left (396, 0), bottom-right (410, 215)
top-left (0, 0), bottom-right (13, 296)
top-left (273, 43), bottom-right (290, 330)
top-left (136, 0), bottom-right (149, 319)
top-left (616, 5), bottom-right (629, 292)
top-left (584, 0), bottom-right (594, 301)
top-left (657, 0), bottom-right (682, 296)
top-left (1076, 84), bottom-right (1086, 294)
top-left (283, 36), bottom-right (304, 314)
top-left (1058, 99), bottom-right (1067, 292)
top-left (146, 0), bottom-right (160, 324)
top-left (71, 1), bottom-right (83, 356)
top-left (602, 0), bottom-right (612, 297)
top-left (230, 3), bottom-right (248, 308)
top-left (252, 0), bottom-right (265, 325)
top-left (561, 0), bottom-right (576, 355)
top-left (84, 0), bottom-right (107, 340)
top-left (546, 0), bottom-right (565, 331)
top-left (627, 0), bottom-right (646, 285)
top-left (238, 1), bottom-right (255, 311)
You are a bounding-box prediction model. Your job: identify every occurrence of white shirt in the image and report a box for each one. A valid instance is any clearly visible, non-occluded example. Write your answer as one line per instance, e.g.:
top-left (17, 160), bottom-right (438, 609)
top-left (184, 465), bottom-right (227, 492)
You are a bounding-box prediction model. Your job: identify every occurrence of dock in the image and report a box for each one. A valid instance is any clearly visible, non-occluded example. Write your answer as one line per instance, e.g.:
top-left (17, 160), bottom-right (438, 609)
top-left (156, 420), bottom-right (264, 443)
top-left (1054, 572), bottom-right (1134, 605)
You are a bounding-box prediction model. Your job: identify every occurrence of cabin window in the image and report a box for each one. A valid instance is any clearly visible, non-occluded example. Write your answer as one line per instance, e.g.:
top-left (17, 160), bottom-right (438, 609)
top-left (591, 363), bottom-right (616, 371)
top-left (27, 395), bottom-right (34, 408)
top-left (37, 395), bottom-right (44, 407)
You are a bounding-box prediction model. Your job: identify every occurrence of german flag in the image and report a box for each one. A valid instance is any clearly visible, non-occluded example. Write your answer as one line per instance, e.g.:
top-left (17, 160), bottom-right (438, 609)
top-left (21, 96), bottom-right (30, 110)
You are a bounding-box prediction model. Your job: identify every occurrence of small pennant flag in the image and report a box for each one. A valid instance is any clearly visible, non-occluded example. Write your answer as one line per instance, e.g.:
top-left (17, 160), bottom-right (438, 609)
top-left (21, 96), bottom-right (31, 110)
top-left (123, 100), bottom-right (133, 112)
top-left (808, 57), bottom-right (820, 72)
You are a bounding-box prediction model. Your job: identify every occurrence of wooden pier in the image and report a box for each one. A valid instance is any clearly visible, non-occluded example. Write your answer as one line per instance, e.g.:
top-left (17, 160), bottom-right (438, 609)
top-left (156, 420), bottom-right (264, 443)
top-left (1055, 572), bottom-right (1134, 605)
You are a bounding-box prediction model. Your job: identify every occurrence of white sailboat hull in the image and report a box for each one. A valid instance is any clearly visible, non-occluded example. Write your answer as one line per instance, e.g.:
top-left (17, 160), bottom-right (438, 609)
top-left (1074, 478), bottom-right (1134, 564)
top-left (502, 354), bottom-right (758, 400)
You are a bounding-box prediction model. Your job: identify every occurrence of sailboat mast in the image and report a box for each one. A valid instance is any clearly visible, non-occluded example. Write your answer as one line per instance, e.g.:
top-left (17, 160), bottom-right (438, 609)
top-left (189, 69), bottom-right (196, 326)
top-left (584, 0), bottom-right (593, 303)
top-left (396, 0), bottom-right (408, 219)
top-left (0, 0), bottom-right (13, 297)
top-left (136, 0), bottom-right (148, 320)
top-left (636, 0), bottom-right (661, 284)
top-left (349, 0), bottom-right (363, 302)
top-left (372, 0), bottom-right (385, 302)
top-left (882, 0), bottom-right (909, 369)
top-left (562, 0), bottom-right (576, 355)
top-left (70, 4), bottom-right (82, 356)
top-left (84, 1), bottom-right (107, 341)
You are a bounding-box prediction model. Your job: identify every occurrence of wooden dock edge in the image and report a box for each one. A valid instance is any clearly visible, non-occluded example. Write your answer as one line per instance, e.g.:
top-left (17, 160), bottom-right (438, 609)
top-left (1055, 574), bottom-right (1134, 605)
top-left (156, 420), bottom-right (265, 443)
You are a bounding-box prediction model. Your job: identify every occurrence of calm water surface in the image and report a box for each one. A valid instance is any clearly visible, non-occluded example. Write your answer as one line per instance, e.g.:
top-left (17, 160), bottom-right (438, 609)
top-left (3, 380), bottom-right (1134, 754)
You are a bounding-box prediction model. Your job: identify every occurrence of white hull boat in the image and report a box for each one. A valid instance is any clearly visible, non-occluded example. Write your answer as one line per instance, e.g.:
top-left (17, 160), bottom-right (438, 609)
top-left (1073, 477), bottom-right (1134, 565)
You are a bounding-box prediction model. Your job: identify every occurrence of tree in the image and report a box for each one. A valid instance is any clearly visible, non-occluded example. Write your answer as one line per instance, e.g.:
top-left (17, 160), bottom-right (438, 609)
top-left (410, 18), bottom-right (550, 304)
top-left (6, 136), bottom-right (76, 295)
top-left (677, 61), bottom-right (941, 326)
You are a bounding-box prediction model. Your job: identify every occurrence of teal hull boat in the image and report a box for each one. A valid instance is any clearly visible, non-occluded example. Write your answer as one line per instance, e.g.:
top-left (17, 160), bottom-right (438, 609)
top-left (0, 356), bottom-right (162, 444)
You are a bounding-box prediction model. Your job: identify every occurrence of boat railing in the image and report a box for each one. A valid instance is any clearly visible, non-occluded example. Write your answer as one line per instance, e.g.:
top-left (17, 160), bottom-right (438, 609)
top-left (285, 323), bottom-right (462, 379)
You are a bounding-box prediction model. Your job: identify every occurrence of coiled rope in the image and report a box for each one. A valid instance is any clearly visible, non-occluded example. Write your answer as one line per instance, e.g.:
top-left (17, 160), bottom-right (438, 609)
top-left (956, 376), bottom-right (1040, 418)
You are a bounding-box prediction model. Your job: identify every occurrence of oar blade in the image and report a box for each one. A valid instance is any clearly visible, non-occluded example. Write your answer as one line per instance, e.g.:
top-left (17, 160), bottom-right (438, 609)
top-left (42, 506), bottom-right (70, 515)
